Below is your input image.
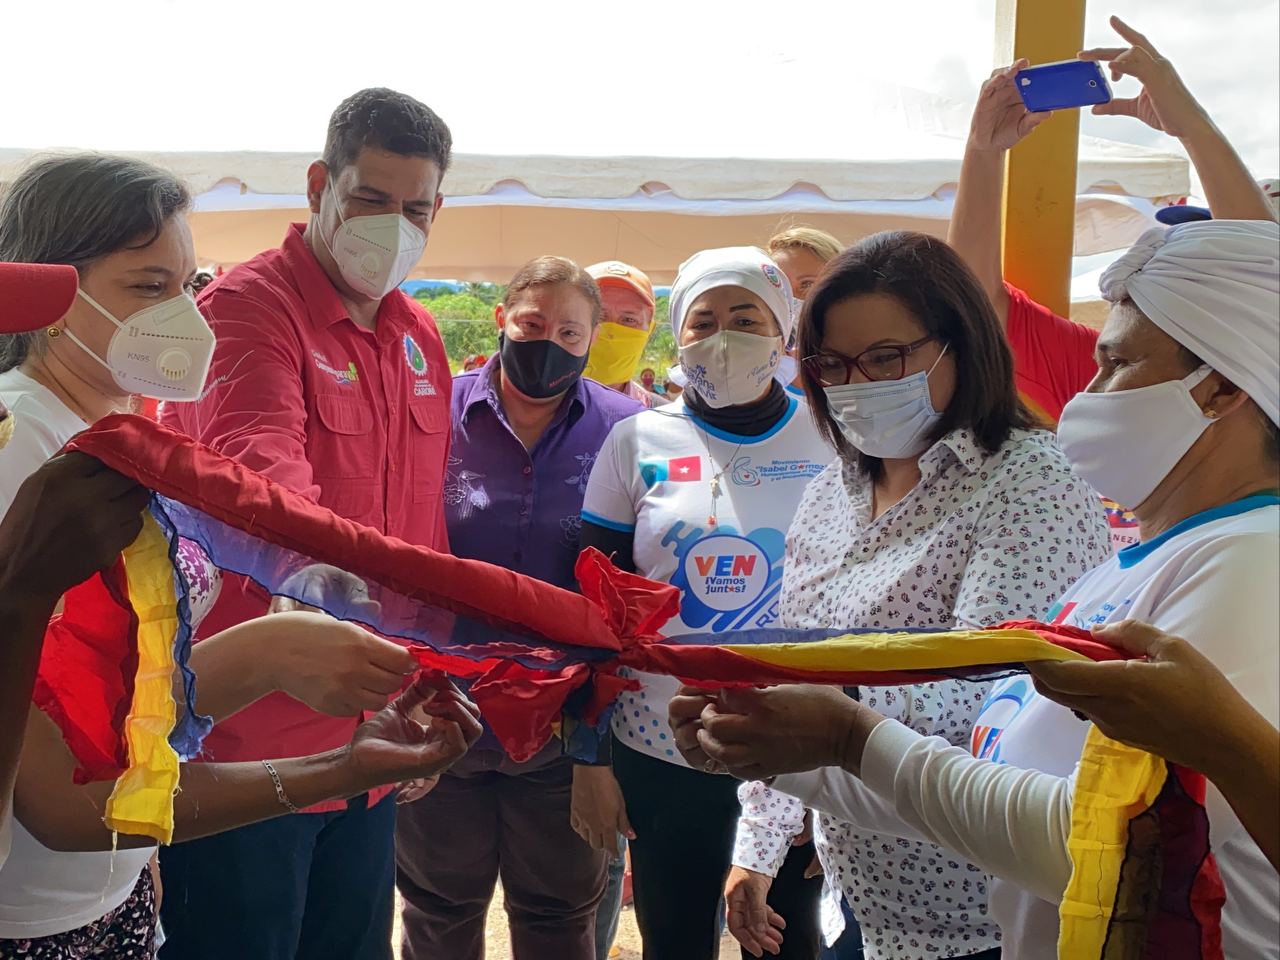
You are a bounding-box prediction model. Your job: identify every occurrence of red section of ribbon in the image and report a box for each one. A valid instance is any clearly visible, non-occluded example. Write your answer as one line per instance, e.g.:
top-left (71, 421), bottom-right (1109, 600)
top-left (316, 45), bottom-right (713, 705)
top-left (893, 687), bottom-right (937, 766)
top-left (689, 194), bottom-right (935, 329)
top-left (575, 547), bottom-right (680, 647)
top-left (66, 416), bottom-right (622, 653)
top-left (406, 647), bottom-right (596, 763)
top-left (32, 560), bottom-right (138, 784)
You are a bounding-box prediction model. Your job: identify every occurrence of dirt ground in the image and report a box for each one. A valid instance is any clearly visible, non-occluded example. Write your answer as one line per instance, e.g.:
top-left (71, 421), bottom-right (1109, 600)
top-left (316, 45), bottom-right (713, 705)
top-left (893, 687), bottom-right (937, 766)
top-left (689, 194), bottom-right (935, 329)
top-left (392, 887), bottom-right (741, 959)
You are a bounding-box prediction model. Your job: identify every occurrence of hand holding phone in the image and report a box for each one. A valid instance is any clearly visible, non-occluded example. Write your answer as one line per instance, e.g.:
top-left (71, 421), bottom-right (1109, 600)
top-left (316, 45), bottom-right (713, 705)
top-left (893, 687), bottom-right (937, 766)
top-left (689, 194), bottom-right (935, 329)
top-left (1079, 16), bottom-right (1205, 137)
top-left (1015, 59), bottom-right (1112, 113)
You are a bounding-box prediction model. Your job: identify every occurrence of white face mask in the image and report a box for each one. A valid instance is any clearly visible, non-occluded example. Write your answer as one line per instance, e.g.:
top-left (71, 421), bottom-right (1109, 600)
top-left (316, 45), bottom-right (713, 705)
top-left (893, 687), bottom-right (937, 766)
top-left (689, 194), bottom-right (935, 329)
top-left (321, 182), bottom-right (427, 300)
top-left (823, 345), bottom-right (948, 459)
top-left (1057, 366), bottom-right (1214, 509)
top-left (64, 290), bottom-right (215, 401)
top-left (678, 330), bottom-right (783, 408)
top-left (774, 355), bottom-right (799, 385)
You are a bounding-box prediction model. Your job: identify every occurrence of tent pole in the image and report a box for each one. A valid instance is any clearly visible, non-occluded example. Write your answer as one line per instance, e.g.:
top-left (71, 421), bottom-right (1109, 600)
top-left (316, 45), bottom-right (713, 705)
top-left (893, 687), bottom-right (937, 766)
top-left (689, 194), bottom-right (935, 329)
top-left (994, 0), bottom-right (1088, 317)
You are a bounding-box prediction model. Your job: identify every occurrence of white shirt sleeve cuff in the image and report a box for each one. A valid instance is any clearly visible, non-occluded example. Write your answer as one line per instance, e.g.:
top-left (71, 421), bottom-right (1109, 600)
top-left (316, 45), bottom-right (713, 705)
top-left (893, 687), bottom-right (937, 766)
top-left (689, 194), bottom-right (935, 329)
top-left (860, 718), bottom-right (930, 799)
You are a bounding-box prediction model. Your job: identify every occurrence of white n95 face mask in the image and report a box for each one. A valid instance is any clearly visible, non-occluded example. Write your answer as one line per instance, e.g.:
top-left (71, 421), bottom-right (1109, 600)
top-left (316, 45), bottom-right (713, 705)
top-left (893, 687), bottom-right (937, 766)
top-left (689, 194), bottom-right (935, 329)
top-left (64, 290), bottom-right (215, 401)
top-left (823, 345), bottom-right (948, 459)
top-left (323, 184), bottom-right (427, 300)
top-left (1057, 366), bottom-right (1215, 510)
top-left (678, 331), bottom-right (783, 408)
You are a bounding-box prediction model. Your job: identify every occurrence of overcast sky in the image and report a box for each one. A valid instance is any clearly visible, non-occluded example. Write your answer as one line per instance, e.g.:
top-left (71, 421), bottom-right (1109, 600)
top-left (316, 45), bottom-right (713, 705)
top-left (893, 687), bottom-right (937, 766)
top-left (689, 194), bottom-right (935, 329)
top-left (2, 0), bottom-right (1276, 184)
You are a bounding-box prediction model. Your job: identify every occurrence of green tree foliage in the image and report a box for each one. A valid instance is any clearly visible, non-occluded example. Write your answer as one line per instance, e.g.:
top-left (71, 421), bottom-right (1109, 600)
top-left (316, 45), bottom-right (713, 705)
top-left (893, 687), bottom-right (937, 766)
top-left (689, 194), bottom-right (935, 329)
top-left (419, 292), bottom-right (493, 321)
top-left (641, 295), bottom-right (676, 374)
top-left (462, 282), bottom-right (504, 307)
top-left (415, 288), bottom-right (501, 370)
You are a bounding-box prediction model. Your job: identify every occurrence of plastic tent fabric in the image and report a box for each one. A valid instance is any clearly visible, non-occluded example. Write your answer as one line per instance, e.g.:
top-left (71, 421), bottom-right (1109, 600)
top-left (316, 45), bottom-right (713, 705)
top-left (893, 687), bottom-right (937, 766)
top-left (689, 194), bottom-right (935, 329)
top-left (0, 142), bottom-right (1187, 282)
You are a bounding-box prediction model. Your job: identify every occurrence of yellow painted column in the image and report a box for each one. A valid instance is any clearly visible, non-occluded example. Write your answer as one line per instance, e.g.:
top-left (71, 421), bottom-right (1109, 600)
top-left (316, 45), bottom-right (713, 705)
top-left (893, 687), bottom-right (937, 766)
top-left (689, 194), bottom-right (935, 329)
top-left (995, 0), bottom-right (1088, 317)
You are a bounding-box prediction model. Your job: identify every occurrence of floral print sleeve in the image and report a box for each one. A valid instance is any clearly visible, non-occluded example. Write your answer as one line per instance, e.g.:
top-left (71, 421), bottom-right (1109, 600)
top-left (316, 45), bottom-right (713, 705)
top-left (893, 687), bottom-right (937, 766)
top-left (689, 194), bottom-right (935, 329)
top-left (732, 780), bottom-right (806, 877)
top-left (175, 537), bottom-right (222, 631)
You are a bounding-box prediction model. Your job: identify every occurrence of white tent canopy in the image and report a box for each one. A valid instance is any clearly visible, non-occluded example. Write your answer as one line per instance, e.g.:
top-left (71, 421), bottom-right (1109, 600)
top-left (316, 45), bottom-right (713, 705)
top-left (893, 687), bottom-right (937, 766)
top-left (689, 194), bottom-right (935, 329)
top-left (0, 132), bottom-right (1187, 284)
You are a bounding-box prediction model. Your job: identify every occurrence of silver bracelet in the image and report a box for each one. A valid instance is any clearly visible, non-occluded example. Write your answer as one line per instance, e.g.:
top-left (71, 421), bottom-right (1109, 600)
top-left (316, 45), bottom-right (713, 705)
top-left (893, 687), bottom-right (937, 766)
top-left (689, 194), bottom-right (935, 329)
top-left (262, 759), bottom-right (299, 813)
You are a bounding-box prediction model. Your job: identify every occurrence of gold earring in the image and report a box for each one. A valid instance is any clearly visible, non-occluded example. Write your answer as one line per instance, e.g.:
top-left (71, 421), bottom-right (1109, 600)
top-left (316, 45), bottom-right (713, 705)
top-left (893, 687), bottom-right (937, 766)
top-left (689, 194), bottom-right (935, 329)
top-left (46, 326), bottom-right (61, 339)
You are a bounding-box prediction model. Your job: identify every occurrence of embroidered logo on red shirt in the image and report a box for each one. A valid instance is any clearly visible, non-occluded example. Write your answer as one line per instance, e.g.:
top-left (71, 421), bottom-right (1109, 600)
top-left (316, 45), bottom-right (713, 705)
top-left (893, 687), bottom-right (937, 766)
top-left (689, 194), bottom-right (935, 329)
top-left (312, 351), bottom-right (358, 386)
top-left (405, 334), bottom-right (437, 396)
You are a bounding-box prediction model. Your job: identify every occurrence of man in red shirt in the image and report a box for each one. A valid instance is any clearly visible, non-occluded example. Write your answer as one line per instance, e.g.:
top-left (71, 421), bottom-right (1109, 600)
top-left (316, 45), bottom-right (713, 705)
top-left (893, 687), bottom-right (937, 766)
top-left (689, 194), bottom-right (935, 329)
top-left (159, 88), bottom-right (454, 960)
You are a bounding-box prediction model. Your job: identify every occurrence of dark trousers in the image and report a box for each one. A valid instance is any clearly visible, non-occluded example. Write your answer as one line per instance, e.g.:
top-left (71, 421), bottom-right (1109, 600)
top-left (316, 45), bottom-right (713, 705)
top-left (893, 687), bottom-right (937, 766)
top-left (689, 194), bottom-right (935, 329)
top-left (613, 739), bottom-right (822, 960)
top-left (159, 793), bottom-right (395, 960)
top-left (396, 753), bottom-right (607, 960)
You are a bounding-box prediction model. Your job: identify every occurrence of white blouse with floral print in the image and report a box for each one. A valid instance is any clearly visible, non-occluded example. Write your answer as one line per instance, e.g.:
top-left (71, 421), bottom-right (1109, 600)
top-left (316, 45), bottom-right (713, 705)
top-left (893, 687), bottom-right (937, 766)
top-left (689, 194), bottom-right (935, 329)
top-left (731, 427), bottom-right (1111, 960)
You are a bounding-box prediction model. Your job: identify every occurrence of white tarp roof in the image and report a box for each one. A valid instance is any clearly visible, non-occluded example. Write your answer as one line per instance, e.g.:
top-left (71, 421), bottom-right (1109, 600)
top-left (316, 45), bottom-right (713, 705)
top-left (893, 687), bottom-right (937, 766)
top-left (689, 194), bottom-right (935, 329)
top-left (0, 134), bottom-right (1187, 202)
top-left (0, 141), bottom-right (1186, 284)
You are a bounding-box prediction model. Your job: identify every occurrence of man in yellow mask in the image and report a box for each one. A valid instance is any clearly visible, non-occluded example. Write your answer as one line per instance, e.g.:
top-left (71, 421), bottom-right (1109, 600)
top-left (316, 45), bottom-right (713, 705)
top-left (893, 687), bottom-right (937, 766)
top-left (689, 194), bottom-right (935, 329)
top-left (584, 261), bottom-right (666, 408)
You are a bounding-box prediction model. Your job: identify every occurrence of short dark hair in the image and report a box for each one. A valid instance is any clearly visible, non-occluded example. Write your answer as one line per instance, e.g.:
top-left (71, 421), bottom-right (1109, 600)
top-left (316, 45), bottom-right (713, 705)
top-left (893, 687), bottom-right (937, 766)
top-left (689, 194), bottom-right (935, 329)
top-left (504, 256), bottom-right (603, 326)
top-left (323, 88), bottom-right (453, 177)
top-left (0, 153), bottom-right (190, 372)
top-left (798, 231), bottom-right (1034, 479)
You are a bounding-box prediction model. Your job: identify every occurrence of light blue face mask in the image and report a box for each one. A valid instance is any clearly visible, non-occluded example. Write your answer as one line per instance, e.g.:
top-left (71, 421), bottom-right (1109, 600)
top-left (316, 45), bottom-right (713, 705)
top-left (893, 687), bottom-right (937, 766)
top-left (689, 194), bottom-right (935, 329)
top-left (823, 345), bottom-right (949, 459)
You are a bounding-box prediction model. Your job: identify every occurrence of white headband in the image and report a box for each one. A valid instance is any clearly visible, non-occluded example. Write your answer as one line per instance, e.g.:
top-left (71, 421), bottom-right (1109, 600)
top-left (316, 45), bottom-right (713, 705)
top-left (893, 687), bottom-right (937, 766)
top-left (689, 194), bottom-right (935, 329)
top-left (669, 247), bottom-right (795, 342)
top-left (1101, 220), bottom-right (1280, 425)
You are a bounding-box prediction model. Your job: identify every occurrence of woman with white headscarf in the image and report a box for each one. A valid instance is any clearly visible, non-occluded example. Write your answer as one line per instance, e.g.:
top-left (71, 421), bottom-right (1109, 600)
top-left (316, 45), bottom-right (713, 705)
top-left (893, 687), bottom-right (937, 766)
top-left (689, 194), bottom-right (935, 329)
top-left (573, 247), bottom-right (833, 959)
top-left (673, 219), bottom-right (1280, 959)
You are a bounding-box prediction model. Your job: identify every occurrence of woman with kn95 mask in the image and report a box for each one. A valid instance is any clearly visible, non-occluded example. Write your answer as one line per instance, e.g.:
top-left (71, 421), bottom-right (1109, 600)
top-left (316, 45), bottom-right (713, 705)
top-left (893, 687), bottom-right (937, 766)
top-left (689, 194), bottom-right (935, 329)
top-left (574, 247), bottom-right (834, 960)
top-left (698, 231), bottom-right (1111, 960)
top-left (0, 155), bottom-right (483, 958)
top-left (672, 221), bottom-right (1280, 960)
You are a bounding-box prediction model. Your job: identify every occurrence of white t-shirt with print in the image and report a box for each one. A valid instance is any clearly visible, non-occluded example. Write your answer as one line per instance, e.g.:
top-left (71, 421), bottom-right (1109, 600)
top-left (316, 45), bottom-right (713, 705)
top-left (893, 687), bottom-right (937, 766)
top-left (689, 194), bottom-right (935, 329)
top-left (581, 394), bottom-right (832, 764)
top-left (0, 367), bottom-right (156, 937)
top-left (964, 497), bottom-right (1279, 960)
top-left (0, 368), bottom-right (84, 508)
top-left (0, 368), bottom-right (218, 938)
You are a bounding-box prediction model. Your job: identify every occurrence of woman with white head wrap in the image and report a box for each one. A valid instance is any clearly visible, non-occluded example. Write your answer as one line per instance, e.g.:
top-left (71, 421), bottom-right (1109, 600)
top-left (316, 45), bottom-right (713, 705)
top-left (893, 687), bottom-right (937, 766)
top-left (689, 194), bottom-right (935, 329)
top-left (673, 220), bottom-right (1280, 959)
top-left (574, 247), bottom-right (835, 959)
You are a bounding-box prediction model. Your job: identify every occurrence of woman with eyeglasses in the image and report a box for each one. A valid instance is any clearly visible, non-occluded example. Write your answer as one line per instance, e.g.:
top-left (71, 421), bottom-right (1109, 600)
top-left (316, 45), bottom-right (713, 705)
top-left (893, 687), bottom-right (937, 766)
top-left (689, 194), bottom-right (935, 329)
top-left (720, 232), bottom-right (1111, 960)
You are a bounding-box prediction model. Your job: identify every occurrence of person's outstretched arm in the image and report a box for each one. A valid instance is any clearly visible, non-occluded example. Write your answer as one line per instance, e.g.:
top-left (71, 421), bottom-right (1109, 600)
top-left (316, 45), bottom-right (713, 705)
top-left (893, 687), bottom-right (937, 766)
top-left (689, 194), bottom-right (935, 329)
top-left (1029, 620), bottom-right (1280, 871)
top-left (16, 676), bottom-right (482, 853)
top-left (948, 58), bottom-right (1047, 328)
top-left (1081, 16), bottom-right (1277, 224)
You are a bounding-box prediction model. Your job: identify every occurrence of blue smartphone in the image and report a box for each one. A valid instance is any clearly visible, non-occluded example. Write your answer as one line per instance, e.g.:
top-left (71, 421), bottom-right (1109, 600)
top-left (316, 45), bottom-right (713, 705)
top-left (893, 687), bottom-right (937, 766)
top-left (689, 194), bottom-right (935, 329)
top-left (1015, 59), bottom-right (1112, 112)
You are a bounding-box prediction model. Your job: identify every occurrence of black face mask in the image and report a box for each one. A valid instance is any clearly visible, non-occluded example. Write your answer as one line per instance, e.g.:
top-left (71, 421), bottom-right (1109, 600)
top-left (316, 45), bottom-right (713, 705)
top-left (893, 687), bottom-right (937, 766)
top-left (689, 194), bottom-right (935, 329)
top-left (498, 333), bottom-right (588, 399)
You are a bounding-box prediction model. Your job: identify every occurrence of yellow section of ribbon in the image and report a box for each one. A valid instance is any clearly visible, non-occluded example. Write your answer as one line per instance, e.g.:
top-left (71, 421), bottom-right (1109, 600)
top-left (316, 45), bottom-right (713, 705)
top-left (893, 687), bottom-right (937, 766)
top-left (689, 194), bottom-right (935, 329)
top-left (722, 628), bottom-right (1091, 673)
top-left (1058, 725), bottom-right (1166, 959)
top-left (104, 512), bottom-right (181, 844)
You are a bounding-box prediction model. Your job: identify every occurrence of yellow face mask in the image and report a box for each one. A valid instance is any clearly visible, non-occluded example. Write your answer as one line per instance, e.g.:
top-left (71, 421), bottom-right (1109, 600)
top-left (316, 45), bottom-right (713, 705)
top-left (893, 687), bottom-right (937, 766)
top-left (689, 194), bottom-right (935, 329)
top-left (584, 321), bottom-right (651, 385)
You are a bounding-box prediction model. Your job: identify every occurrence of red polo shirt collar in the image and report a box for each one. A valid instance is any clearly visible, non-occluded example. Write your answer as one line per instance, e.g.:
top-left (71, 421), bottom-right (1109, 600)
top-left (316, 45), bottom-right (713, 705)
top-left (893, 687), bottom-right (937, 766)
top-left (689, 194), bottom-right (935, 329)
top-left (280, 223), bottom-right (412, 341)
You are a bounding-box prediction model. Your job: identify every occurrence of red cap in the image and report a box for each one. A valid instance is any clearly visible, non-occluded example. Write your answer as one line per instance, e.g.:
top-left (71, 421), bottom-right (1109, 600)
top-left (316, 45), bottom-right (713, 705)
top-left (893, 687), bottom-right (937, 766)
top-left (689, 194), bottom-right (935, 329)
top-left (0, 262), bottom-right (79, 334)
